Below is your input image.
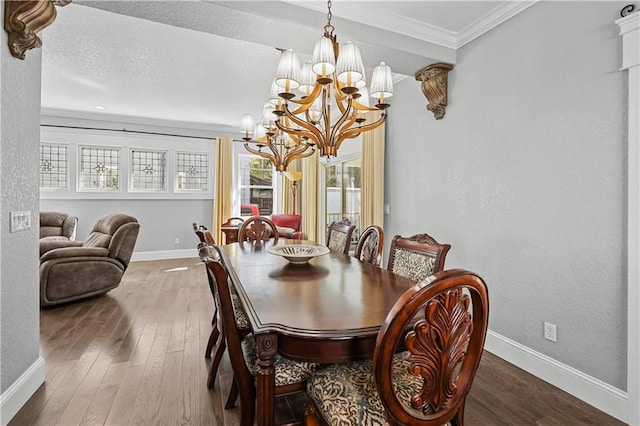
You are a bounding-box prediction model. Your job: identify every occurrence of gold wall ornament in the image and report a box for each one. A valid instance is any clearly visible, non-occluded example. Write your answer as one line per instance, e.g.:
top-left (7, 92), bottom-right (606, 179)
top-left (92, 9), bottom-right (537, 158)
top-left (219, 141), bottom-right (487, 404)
top-left (415, 62), bottom-right (454, 120)
top-left (4, 0), bottom-right (69, 60)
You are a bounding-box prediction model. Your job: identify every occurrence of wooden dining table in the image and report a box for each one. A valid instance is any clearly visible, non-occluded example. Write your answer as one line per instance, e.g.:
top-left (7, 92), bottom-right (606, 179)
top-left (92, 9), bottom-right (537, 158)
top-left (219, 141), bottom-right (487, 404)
top-left (217, 239), bottom-right (418, 426)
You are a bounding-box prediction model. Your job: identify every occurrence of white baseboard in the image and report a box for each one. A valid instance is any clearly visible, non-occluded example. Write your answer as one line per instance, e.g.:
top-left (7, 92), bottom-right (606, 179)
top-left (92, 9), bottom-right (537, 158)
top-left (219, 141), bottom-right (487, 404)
top-left (131, 248), bottom-right (196, 262)
top-left (484, 330), bottom-right (628, 423)
top-left (0, 357), bottom-right (45, 426)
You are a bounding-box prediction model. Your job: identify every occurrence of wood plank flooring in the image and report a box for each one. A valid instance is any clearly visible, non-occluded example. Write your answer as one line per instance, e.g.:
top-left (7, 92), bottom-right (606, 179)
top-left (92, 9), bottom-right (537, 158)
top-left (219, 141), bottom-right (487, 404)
top-left (10, 257), bottom-right (625, 425)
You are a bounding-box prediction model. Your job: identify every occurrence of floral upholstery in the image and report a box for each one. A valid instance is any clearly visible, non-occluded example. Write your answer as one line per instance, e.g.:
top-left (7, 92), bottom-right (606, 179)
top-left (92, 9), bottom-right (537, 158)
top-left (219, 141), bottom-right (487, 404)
top-left (241, 335), bottom-right (320, 386)
top-left (231, 293), bottom-right (250, 330)
top-left (389, 247), bottom-right (437, 282)
top-left (306, 352), bottom-right (422, 425)
top-left (328, 232), bottom-right (349, 253)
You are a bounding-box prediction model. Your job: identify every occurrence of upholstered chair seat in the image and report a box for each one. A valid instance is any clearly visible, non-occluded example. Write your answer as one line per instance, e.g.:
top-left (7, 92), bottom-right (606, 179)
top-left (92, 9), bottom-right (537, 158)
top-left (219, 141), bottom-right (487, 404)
top-left (241, 335), bottom-right (319, 386)
top-left (306, 353), bottom-right (420, 425)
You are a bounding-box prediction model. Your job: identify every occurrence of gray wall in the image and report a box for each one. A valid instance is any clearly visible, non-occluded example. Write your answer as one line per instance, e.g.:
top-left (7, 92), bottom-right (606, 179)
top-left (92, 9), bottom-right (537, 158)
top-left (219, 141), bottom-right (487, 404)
top-left (40, 199), bottom-right (214, 252)
top-left (384, 1), bottom-right (627, 389)
top-left (0, 5), bottom-right (42, 396)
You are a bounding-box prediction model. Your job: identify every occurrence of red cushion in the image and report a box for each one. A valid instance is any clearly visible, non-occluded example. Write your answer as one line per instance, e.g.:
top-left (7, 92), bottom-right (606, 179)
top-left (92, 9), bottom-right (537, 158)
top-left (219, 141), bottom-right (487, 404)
top-left (271, 214), bottom-right (302, 232)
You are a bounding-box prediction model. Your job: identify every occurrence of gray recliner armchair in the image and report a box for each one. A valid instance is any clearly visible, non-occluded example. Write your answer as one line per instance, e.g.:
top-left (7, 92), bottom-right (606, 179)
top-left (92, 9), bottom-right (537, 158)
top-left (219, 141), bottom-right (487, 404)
top-left (40, 211), bottom-right (77, 241)
top-left (39, 213), bottom-right (140, 307)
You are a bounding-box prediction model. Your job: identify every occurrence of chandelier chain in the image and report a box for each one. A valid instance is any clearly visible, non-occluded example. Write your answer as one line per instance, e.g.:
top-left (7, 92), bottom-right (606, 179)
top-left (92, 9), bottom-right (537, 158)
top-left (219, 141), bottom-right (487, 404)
top-left (324, 0), bottom-right (334, 35)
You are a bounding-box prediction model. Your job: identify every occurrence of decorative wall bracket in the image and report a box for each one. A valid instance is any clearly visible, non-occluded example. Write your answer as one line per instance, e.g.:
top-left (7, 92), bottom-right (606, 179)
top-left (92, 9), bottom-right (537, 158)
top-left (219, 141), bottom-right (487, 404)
top-left (4, 0), bottom-right (70, 60)
top-left (415, 62), bottom-right (454, 120)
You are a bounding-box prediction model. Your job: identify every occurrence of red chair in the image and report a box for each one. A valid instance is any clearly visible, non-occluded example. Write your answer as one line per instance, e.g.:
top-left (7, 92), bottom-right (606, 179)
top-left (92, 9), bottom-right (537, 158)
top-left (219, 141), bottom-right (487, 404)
top-left (271, 214), bottom-right (303, 239)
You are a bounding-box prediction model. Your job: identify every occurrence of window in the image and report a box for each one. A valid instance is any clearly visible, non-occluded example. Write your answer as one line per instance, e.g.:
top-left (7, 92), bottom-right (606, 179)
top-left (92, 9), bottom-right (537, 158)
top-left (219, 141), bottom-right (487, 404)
top-left (176, 151), bottom-right (209, 191)
top-left (130, 149), bottom-right (167, 192)
top-left (239, 155), bottom-right (274, 216)
top-left (79, 146), bottom-right (120, 191)
top-left (324, 158), bottom-right (361, 248)
top-left (40, 143), bottom-right (68, 190)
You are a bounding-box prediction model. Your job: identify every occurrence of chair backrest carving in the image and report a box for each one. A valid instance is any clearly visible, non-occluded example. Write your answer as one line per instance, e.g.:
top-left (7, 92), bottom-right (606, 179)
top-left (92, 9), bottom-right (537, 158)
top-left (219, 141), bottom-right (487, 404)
top-left (354, 225), bottom-right (384, 267)
top-left (387, 233), bottom-right (451, 282)
top-left (326, 221), bottom-right (356, 254)
top-left (238, 216), bottom-right (279, 244)
top-left (373, 269), bottom-right (489, 425)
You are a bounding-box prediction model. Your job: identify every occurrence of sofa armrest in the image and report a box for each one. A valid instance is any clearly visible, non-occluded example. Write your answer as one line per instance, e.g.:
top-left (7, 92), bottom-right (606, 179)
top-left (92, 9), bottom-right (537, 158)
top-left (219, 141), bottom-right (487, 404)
top-left (40, 239), bottom-right (83, 257)
top-left (290, 231), bottom-right (304, 240)
top-left (41, 247), bottom-right (110, 263)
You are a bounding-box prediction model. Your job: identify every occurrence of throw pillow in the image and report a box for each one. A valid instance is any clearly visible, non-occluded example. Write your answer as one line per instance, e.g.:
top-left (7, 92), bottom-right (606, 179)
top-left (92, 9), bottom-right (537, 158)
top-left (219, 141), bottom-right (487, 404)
top-left (275, 225), bottom-right (295, 238)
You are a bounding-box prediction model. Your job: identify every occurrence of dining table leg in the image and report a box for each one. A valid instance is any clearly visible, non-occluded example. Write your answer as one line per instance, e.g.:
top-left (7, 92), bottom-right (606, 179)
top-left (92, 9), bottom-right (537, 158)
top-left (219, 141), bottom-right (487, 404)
top-left (256, 333), bottom-right (277, 426)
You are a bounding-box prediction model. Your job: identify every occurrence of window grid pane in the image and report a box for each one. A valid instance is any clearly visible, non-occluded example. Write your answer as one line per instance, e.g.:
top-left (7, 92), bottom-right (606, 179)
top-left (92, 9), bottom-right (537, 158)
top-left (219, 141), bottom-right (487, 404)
top-left (176, 152), bottom-right (208, 191)
top-left (40, 143), bottom-right (68, 189)
top-left (131, 149), bottom-right (166, 191)
top-left (79, 146), bottom-right (120, 190)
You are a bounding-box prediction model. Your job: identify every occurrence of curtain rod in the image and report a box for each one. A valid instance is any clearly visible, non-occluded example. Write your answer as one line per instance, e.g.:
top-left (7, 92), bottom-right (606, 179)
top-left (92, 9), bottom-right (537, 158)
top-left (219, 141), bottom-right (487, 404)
top-left (40, 124), bottom-right (218, 141)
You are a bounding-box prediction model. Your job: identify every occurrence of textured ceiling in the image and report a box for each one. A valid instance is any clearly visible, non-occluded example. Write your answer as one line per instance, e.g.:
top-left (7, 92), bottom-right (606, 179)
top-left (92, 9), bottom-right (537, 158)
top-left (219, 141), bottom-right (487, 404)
top-left (40, 1), bottom-right (532, 133)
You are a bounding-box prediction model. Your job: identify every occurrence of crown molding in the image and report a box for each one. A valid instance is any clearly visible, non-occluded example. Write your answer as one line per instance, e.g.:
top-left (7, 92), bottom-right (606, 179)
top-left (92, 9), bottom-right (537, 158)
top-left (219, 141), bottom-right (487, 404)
top-left (456, 1), bottom-right (539, 48)
top-left (283, 0), bottom-right (537, 51)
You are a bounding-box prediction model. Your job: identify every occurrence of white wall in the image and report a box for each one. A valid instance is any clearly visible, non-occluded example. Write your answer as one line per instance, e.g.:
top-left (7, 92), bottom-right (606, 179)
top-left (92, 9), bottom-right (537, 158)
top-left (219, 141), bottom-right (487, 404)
top-left (0, 3), bottom-right (45, 422)
top-left (385, 0), bottom-right (627, 391)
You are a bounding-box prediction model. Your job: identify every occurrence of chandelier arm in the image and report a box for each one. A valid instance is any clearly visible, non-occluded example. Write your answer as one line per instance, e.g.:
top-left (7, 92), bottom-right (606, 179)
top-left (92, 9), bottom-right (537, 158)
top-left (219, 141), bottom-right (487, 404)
top-left (336, 113), bottom-right (386, 146)
top-left (286, 148), bottom-right (316, 163)
top-left (352, 100), bottom-right (380, 112)
top-left (243, 143), bottom-right (276, 163)
top-left (279, 108), bottom-right (324, 145)
top-left (334, 113), bottom-right (358, 143)
top-left (288, 83), bottom-right (323, 107)
top-left (329, 98), bottom-right (356, 143)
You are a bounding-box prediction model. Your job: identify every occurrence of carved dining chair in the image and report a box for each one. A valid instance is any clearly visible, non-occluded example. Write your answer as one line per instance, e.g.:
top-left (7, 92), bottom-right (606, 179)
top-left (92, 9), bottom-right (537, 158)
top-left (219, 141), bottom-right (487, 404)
top-left (305, 269), bottom-right (489, 426)
top-left (193, 222), bottom-right (216, 244)
top-left (238, 216), bottom-right (279, 244)
top-left (354, 225), bottom-right (384, 267)
top-left (326, 220), bottom-right (356, 254)
top-left (386, 233), bottom-right (451, 282)
top-left (197, 243), bottom-right (250, 389)
top-left (203, 254), bottom-right (319, 426)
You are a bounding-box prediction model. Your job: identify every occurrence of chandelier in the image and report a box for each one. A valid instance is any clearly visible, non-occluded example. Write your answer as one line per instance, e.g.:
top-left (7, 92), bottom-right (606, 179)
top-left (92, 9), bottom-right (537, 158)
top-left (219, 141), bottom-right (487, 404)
top-left (241, 104), bottom-right (315, 172)
top-left (242, 0), bottom-right (393, 160)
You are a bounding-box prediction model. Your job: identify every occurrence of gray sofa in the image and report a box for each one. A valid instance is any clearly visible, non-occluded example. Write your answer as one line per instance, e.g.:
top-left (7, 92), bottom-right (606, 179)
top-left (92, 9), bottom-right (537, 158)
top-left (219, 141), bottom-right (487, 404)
top-left (39, 213), bottom-right (140, 307)
top-left (40, 211), bottom-right (77, 241)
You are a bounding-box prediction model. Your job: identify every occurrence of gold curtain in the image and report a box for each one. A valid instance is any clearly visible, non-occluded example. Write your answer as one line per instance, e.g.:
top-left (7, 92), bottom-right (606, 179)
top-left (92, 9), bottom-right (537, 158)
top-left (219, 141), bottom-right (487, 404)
top-left (282, 161), bottom-right (300, 214)
top-left (361, 111), bottom-right (385, 230)
top-left (213, 137), bottom-right (234, 244)
top-left (301, 151), bottom-right (319, 242)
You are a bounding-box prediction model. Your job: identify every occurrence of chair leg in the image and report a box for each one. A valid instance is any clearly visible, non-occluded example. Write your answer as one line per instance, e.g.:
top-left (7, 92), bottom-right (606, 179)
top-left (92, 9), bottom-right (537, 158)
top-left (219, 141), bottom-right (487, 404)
top-left (225, 376), bottom-right (239, 409)
top-left (205, 325), bottom-right (219, 359)
top-left (303, 401), bottom-right (321, 426)
top-left (207, 338), bottom-right (225, 388)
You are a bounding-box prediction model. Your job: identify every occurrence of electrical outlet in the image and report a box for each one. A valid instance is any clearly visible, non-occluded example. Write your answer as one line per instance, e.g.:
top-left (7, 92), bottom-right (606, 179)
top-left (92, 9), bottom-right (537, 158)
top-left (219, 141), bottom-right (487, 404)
top-left (174, 237), bottom-right (180, 245)
top-left (544, 322), bottom-right (557, 342)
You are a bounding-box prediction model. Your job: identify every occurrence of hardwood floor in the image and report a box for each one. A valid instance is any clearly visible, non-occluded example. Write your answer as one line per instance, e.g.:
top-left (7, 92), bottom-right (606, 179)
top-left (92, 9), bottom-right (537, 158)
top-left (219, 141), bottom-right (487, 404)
top-left (10, 257), bottom-right (624, 425)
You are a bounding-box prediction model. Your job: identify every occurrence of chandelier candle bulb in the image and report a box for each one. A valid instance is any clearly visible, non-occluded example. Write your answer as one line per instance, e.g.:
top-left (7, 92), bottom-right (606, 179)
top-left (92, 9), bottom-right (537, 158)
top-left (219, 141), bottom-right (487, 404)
top-left (240, 113), bottom-right (255, 140)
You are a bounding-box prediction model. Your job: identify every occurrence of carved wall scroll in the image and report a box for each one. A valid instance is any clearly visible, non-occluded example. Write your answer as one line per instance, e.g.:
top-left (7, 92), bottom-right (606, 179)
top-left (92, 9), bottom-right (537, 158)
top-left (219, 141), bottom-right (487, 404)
top-left (415, 62), bottom-right (454, 120)
top-left (4, 0), bottom-right (70, 60)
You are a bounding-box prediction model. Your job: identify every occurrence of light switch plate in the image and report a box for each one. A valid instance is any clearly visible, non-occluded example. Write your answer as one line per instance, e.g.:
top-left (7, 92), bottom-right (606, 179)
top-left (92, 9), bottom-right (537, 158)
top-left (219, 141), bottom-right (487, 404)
top-left (10, 211), bottom-right (31, 233)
